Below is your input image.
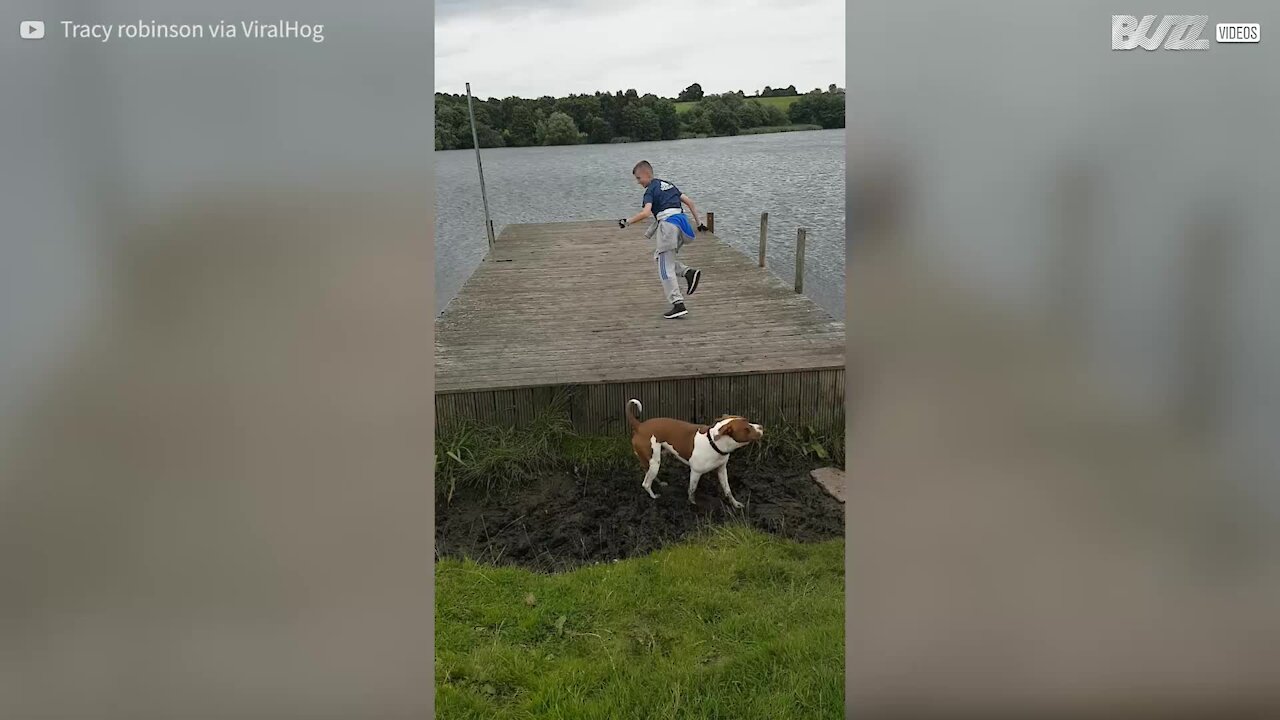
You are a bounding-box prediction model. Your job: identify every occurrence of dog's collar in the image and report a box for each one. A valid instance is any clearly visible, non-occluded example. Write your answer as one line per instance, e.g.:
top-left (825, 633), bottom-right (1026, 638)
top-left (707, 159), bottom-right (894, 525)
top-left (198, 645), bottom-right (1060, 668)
top-left (704, 428), bottom-right (730, 456)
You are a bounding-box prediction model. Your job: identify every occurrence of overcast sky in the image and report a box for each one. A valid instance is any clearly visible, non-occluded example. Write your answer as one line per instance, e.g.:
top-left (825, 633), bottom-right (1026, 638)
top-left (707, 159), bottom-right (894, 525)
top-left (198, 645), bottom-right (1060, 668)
top-left (435, 0), bottom-right (844, 99)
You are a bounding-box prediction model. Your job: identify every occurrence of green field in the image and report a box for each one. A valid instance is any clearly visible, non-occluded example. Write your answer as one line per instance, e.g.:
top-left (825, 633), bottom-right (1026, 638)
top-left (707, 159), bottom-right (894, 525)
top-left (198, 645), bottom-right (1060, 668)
top-left (436, 526), bottom-right (845, 719)
top-left (738, 124), bottom-right (823, 135)
top-left (674, 95), bottom-right (801, 115)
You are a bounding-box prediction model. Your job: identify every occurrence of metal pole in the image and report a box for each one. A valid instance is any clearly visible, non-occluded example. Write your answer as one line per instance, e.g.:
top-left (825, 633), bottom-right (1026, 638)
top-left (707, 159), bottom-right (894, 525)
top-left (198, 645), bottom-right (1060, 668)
top-left (794, 228), bottom-right (807, 293)
top-left (466, 82), bottom-right (495, 249)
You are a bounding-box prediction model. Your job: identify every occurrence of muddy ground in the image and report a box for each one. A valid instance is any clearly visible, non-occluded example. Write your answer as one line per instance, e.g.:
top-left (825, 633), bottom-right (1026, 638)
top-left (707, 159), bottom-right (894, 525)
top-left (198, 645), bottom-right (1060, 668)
top-left (436, 460), bottom-right (844, 572)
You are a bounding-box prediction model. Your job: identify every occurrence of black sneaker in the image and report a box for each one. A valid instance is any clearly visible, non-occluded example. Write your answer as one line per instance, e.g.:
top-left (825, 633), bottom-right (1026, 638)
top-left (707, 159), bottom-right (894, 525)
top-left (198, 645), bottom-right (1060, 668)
top-left (663, 302), bottom-right (688, 319)
top-left (684, 268), bottom-right (702, 295)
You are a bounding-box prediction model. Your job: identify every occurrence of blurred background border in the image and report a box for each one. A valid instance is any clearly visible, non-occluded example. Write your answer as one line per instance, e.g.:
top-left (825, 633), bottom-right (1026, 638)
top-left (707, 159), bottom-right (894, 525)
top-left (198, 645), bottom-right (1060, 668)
top-left (847, 1), bottom-right (1280, 716)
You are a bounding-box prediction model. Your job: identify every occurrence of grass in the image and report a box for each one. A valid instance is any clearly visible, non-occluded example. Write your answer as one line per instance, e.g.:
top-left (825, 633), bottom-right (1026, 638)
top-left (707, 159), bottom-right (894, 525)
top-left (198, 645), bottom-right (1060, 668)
top-left (436, 525), bottom-right (845, 719)
top-left (674, 95), bottom-right (801, 115)
top-left (436, 406), bottom-right (844, 501)
top-left (679, 124), bottom-right (823, 140)
top-left (435, 408), bottom-right (628, 501)
top-left (739, 124), bottom-right (823, 135)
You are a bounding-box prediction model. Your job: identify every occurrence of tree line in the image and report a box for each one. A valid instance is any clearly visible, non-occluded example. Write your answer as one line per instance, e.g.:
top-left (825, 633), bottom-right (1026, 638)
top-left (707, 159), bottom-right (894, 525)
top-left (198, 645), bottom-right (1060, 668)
top-left (674, 82), bottom-right (842, 101)
top-left (435, 84), bottom-right (845, 150)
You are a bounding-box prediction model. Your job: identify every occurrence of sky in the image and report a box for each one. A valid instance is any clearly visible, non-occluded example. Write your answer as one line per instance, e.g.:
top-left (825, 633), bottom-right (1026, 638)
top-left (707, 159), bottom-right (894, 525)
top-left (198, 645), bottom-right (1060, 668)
top-left (434, 0), bottom-right (845, 99)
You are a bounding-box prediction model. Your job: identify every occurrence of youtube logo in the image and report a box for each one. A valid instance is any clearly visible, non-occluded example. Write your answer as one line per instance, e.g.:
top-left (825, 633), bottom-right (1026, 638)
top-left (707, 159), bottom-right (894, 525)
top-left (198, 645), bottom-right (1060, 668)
top-left (20, 20), bottom-right (45, 39)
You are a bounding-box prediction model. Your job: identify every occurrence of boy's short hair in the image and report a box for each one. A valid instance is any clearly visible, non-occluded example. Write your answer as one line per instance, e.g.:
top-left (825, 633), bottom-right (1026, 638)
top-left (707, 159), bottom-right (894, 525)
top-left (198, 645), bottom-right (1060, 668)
top-left (632, 160), bottom-right (652, 175)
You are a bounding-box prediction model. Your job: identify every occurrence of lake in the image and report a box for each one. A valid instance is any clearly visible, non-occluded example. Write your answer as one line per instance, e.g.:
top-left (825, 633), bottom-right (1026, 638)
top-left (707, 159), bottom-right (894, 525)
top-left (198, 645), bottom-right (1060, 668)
top-left (434, 129), bottom-right (845, 319)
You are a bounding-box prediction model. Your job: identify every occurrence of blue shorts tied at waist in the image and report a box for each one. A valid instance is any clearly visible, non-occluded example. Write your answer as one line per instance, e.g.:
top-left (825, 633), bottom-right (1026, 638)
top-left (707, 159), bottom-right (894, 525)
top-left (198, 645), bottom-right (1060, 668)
top-left (664, 213), bottom-right (696, 241)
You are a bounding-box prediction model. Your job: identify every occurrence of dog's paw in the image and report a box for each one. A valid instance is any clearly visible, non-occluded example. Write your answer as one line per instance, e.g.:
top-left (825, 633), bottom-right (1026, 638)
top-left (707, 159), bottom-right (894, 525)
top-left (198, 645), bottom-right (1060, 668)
top-left (730, 499), bottom-right (745, 509)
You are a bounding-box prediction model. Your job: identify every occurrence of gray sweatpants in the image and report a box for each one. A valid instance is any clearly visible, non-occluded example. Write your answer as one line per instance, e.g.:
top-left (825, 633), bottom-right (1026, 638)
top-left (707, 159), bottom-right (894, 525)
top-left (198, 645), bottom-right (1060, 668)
top-left (656, 249), bottom-right (689, 304)
top-left (647, 210), bottom-right (693, 305)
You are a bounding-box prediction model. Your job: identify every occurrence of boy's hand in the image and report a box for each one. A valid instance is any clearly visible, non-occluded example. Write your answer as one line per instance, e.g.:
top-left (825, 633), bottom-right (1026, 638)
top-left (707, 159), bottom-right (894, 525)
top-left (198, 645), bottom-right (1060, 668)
top-left (618, 219), bottom-right (627, 229)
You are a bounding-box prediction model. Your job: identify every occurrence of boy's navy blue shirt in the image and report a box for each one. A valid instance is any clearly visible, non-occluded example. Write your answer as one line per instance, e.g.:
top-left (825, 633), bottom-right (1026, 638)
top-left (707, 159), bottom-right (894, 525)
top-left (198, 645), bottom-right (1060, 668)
top-left (642, 178), bottom-right (682, 215)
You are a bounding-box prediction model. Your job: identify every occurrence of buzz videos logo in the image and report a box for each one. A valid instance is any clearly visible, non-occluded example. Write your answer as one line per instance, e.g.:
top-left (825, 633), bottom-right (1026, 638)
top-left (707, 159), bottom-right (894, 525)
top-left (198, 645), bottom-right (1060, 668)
top-left (1112, 15), bottom-right (1261, 50)
top-left (1113, 15), bottom-right (1209, 50)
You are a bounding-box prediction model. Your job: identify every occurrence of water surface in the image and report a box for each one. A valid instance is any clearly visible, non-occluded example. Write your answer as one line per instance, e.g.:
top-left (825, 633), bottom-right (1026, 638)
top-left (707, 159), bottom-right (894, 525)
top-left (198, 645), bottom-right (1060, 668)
top-left (435, 129), bottom-right (845, 318)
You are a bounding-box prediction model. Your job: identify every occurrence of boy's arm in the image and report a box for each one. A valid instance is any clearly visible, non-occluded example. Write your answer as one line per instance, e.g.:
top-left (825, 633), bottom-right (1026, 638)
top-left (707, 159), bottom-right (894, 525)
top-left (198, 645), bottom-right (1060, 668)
top-left (680, 194), bottom-right (703, 229)
top-left (620, 203), bottom-right (652, 227)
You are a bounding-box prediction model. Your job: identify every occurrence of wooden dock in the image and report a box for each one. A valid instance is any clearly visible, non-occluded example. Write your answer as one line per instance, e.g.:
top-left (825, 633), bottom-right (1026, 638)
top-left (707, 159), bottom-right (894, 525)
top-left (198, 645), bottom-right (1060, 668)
top-left (435, 220), bottom-right (845, 435)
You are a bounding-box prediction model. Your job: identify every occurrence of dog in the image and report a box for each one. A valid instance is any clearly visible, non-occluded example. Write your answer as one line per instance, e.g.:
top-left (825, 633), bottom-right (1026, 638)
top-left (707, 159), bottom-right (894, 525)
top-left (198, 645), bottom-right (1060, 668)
top-left (625, 398), bottom-right (763, 508)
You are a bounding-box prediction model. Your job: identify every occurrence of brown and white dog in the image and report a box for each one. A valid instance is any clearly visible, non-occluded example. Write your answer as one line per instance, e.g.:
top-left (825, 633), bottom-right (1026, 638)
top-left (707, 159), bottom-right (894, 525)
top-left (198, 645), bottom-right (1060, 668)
top-left (625, 398), bottom-right (763, 508)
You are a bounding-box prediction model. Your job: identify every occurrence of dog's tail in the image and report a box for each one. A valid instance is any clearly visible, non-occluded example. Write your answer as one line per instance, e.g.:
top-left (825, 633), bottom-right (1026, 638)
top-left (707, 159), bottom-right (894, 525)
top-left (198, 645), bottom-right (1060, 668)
top-left (626, 398), bottom-right (643, 431)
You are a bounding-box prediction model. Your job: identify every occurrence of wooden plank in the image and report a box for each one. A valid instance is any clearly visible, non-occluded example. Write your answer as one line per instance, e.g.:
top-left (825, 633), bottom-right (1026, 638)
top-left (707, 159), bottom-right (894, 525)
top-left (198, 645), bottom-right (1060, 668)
top-left (434, 371), bottom-right (845, 435)
top-left (434, 359), bottom-right (848, 394)
top-left (435, 220), bottom-right (844, 434)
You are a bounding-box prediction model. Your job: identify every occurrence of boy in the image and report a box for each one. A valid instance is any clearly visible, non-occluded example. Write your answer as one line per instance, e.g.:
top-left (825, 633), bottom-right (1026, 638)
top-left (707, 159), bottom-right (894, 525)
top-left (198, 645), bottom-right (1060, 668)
top-left (618, 161), bottom-right (706, 319)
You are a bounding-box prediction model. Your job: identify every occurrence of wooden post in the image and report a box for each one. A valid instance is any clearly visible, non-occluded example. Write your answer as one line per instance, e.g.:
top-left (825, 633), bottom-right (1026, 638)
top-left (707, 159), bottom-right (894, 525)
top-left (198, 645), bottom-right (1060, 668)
top-left (794, 228), bottom-right (807, 294)
top-left (706, 212), bottom-right (715, 234)
top-left (465, 82), bottom-right (496, 250)
top-left (758, 212), bottom-right (769, 267)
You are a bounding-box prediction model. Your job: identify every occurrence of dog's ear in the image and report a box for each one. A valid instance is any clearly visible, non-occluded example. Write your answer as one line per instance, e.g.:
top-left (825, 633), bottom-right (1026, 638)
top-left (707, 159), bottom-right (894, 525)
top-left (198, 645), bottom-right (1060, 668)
top-left (711, 415), bottom-right (738, 439)
top-left (725, 418), bottom-right (748, 442)
top-left (727, 418), bottom-right (762, 442)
